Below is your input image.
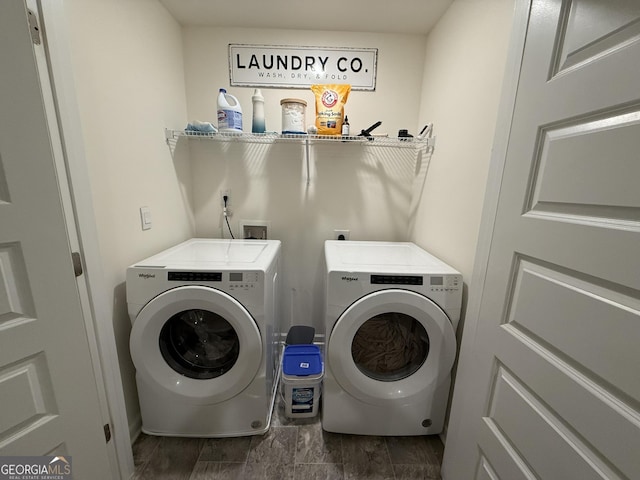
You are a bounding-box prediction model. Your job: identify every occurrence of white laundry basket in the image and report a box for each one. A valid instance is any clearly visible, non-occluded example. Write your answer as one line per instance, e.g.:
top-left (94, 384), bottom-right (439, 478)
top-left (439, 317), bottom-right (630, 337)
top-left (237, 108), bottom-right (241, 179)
top-left (281, 344), bottom-right (323, 418)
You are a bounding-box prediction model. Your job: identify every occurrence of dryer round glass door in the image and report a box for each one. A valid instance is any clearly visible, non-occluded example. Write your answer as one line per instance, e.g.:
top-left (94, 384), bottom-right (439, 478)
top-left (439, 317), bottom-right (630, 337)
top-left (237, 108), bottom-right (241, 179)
top-left (327, 289), bottom-right (456, 406)
top-left (130, 285), bottom-right (262, 405)
top-left (351, 312), bottom-right (429, 382)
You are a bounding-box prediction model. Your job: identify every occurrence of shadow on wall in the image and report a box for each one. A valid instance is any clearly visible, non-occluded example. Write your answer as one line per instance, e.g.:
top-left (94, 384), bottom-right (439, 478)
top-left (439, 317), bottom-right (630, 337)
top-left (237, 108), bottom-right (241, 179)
top-left (267, 142), bottom-right (417, 332)
top-left (407, 146), bottom-right (435, 239)
top-left (166, 134), bottom-right (196, 228)
top-left (162, 135), bottom-right (421, 333)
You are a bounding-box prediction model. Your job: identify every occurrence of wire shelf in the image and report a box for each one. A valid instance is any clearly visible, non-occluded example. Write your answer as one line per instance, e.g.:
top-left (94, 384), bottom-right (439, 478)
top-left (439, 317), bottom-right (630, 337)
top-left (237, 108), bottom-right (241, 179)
top-left (165, 129), bottom-right (435, 150)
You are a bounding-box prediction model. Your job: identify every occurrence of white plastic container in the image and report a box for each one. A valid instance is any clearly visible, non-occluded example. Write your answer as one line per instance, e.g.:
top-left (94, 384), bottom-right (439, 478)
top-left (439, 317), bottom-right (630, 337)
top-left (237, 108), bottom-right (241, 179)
top-left (217, 88), bottom-right (243, 133)
top-left (281, 345), bottom-right (323, 418)
top-left (280, 98), bottom-right (307, 134)
top-left (251, 89), bottom-right (266, 133)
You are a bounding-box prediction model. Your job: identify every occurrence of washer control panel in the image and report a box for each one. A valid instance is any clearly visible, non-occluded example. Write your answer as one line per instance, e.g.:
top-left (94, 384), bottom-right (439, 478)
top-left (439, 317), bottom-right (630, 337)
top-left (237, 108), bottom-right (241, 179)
top-left (168, 271), bottom-right (222, 282)
top-left (428, 274), bottom-right (461, 293)
top-left (166, 270), bottom-right (260, 293)
top-left (228, 271), bottom-right (260, 291)
top-left (371, 275), bottom-right (423, 285)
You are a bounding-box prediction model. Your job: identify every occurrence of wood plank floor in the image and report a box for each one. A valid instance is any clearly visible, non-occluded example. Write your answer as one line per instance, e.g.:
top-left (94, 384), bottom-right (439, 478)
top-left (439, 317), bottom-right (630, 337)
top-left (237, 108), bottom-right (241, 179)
top-left (132, 396), bottom-right (443, 479)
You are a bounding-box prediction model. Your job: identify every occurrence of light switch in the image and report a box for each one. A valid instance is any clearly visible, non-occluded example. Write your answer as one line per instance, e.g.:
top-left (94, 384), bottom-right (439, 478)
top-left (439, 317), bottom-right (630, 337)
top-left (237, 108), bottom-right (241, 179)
top-left (140, 206), bottom-right (152, 230)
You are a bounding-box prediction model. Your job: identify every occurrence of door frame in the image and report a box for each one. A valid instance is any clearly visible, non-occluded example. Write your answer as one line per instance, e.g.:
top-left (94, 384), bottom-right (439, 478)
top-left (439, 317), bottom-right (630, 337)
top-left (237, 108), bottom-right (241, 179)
top-left (441, 0), bottom-right (530, 475)
top-left (35, 1), bottom-right (133, 478)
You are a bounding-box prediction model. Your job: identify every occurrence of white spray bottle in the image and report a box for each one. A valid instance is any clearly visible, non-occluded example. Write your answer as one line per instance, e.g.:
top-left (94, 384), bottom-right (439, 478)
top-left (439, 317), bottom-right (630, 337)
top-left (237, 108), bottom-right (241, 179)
top-left (251, 89), bottom-right (266, 134)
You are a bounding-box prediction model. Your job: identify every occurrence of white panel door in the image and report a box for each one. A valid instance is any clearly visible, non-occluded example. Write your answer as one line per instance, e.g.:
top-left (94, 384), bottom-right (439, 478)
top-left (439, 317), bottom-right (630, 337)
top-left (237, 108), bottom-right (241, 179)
top-left (0, 1), bottom-right (112, 477)
top-left (443, 1), bottom-right (640, 479)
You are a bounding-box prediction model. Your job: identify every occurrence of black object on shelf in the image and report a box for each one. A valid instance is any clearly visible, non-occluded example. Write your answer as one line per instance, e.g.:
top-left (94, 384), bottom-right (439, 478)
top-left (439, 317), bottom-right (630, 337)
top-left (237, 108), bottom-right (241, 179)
top-left (285, 325), bottom-right (316, 345)
top-left (358, 121), bottom-right (382, 139)
top-left (398, 129), bottom-right (414, 140)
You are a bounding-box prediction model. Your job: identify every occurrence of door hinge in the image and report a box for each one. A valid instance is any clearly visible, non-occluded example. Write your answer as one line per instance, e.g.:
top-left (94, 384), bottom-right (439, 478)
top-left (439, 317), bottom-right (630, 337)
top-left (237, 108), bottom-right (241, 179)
top-left (104, 424), bottom-right (112, 443)
top-left (72, 252), bottom-right (83, 277)
top-left (27, 8), bottom-right (42, 45)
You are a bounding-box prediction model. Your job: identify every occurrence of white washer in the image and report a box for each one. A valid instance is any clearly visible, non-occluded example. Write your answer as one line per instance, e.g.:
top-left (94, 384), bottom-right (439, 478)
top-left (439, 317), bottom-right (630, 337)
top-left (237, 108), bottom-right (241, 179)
top-left (322, 240), bottom-right (462, 436)
top-left (127, 238), bottom-right (281, 437)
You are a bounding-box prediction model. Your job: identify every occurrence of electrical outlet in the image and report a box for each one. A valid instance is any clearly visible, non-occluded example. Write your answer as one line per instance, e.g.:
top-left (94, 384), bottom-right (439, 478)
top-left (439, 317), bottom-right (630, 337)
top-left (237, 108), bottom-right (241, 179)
top-left (334, 229), bottom-right (350, 240)
top-left (240, 220), bottom-right (270, 240)
top-left (220, 189), bottom-right (231, 207)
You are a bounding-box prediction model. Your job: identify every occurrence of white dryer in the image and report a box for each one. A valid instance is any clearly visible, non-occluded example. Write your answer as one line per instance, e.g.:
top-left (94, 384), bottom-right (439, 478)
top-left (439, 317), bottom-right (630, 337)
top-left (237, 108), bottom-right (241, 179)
top-left (127, 238), bottom-right (281, 437)
top-left (322, 240), bottom-right (462, 436)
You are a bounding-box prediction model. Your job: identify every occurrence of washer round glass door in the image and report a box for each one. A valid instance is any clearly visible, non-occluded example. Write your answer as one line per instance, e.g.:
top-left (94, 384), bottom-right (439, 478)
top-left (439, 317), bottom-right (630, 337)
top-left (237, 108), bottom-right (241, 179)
top-left (158, 308), bottom-right (240, 380)
top-left (327, 289), bottom-right (456, 406)
top-left (130, 285), bottom-right (262, 405)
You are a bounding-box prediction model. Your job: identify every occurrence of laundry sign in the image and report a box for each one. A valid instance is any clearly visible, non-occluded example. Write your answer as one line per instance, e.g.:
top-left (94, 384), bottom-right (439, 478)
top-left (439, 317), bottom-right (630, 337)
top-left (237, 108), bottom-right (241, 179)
top-left (229, 44), bottom-right (377, 91)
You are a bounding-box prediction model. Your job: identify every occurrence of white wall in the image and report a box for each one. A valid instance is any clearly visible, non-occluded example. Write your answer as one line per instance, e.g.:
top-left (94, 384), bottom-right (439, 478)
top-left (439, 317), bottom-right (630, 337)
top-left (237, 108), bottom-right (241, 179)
top-left (182, 27), bottom-right (428, 140)
top-left (61, 0), bottom-right (516, 438)
top-left (411, 0), bottom-right (515, 286)
top-left (409, 0), bottom-right (515, 441)
top-left (65, 0), bottom-right (193, 434)
top-left (182, 27), bottom-right (428, 333)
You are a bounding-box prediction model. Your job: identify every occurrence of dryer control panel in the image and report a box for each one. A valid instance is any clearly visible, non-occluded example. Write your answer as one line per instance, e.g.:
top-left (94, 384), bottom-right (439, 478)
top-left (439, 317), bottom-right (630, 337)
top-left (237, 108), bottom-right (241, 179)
top-left (368, 273), bottom-right (461, 293)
